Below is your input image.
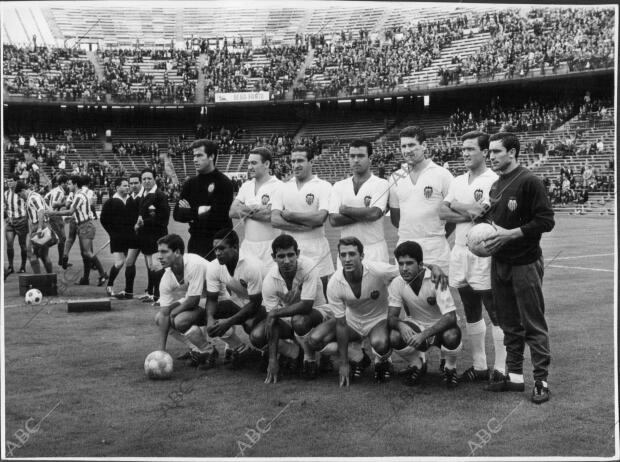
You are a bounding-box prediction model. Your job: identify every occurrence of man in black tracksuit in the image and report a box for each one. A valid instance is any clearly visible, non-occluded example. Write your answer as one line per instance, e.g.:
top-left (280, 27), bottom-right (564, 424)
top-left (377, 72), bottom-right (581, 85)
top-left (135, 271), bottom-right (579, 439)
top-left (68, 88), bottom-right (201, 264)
top-left (174, 139), bottom-right (233, 260)
top-left (483, 132), bottom-right (555, 404)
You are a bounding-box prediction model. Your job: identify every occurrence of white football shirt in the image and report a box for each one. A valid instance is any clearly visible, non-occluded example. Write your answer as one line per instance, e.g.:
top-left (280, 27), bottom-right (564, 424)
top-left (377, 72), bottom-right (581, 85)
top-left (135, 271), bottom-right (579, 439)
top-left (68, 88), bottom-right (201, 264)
top-left (159, 253), bottom-right (209, 307)
top-left (206, 255), bottom-right (264, 307)
top-left (235, 176), bottom-right (282, 242)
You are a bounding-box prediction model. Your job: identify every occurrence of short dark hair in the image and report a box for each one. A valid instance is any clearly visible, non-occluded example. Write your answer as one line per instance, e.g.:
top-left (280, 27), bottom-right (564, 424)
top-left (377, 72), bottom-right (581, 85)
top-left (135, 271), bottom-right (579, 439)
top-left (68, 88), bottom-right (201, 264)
top-left (190, 139), bottom-right (219, 162)
top-left (291, 145), bottom-right (314, 162)
top-left (249, 146), bottom-right (273, 166)
top-left (9, 173), bottom-right (20, 181)
top-left (57, 174), bottom-right (69, 185)
top-left (271, 234), bottom-right (298, 254)
top-left (337, 236), bottom-right (364, 255)
top-left (461, 131), bottom-right (489, 151)
top-left (212, 228), bottom-right (239, 249)
top-left (140, 168), bottom-right (155, 180)
top-left (69, 175), bottom-right (81, 186)
top-left (14, 181), bottom-right (29, 194)
top-left (399, 126), bottom-right (426, 143)
top-left (80, 175), bottom-right (90, 187)
top-left (489, 132), bottom-right (520, 159)
top-left (128, 172), bottom-right (141, 182)
top-left (394, 241), bottom-right (423, 264)
top-left (350, 139), bottom-right (373, 157)
top-left (114, 177), bottom-right (127, 188)
top-left (157, 234), bottom-right (185, 254)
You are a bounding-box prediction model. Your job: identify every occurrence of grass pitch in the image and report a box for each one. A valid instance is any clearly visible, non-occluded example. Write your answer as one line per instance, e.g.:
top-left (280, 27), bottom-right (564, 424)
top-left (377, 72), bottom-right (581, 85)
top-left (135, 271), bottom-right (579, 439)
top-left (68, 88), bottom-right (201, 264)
top-left (3, 215), bottom-right (617, 458)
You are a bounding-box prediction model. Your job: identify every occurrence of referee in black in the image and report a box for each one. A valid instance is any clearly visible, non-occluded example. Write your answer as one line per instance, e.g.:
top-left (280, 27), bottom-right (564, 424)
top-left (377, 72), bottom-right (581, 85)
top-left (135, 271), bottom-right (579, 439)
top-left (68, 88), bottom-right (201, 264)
top-left (173, 139), bottom-right (234, 260)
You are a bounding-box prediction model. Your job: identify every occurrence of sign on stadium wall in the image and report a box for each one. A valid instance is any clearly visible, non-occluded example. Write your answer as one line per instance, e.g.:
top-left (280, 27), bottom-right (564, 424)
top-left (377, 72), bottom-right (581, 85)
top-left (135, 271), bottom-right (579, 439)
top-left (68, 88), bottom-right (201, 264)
top-left (214, 91), bottom-right (270, 103)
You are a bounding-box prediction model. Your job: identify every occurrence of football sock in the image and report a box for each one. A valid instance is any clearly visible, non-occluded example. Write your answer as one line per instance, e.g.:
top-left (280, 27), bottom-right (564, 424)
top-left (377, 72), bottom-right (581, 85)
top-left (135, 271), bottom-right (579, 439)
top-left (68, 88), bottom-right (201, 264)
top-left (348, 342), bottom-right (364, 362)
top-left (371, 346), bottom-right (392, 364)
top-left (92, 256), bottom-right (105, 277)
top-left (220, 328), bottom-right (244, 351)
top-left (508, 372), bottom-right (524, 383)
top-left (295, 333), bottom-right (315, 361)
top-left (82, 257), bottom-right (91, 280)
top-left (153, 269), bottom-right (165, 298)
top-left (169, 329), bottom-right (197, 351)
top-left (29, 258), bottom-right (41, 274)
top-left (7, 248), bottom-right (14, 268)
top-left (441, 343), bottom-right (461, 370)
top-left (319, 342), bottom-right (338, 356)
top-left (43, 259), bottom-right (52, 273)
top-left (125, 265), bottom-right (136, 293)
top-left (57, 242), bottom-right (65, 262)
top-left (467, 320), bottom-right (487, 370)
top-left (184, 325), bottom-right (213, 353)
top-left (108, 265), bottom-right (121, 286)
top-left (278, 339), bottom-right (300, 359)
top-left (146, 270), bottom-right (153, 295)
top-left (491, 325), bottom-right (506, 374)
top-left (20, 248), bottom-right (27, 268)
top-left (396, 346), bottom-right (424, 368)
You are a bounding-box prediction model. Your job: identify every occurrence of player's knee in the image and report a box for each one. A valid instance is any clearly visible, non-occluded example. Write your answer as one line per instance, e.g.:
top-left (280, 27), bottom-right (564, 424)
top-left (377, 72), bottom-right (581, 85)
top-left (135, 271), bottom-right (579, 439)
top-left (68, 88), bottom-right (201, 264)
top-left (154, 311), bottom-right (163, 326)
top-left (370, 335), bottom-right (390, 356)
top-left (441, 327), bottom-right (462, 350)
top-left (249, 327), bottom-right (266, 349)
top-left (389, 329), bottom-right (404, 349)
top-left (291, 315), bottom-right (312, 336)
top-left (307, 331), bottom-right (325, 351)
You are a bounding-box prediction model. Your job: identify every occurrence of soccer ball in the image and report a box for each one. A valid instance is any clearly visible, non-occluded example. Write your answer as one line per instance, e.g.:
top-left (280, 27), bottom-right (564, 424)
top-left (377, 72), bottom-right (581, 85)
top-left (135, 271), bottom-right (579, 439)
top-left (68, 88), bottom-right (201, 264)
top-left (144, 350), bottom-right (174, 380)
top-left (25, 288), bottom-right (43, 305)
top-left (466, 223), bottom-right (498, 258)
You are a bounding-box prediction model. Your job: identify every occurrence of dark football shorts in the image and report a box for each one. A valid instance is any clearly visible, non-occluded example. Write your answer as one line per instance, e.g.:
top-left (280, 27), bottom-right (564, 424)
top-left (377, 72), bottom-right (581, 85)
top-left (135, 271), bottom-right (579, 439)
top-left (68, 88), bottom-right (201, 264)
top-left (5, 216), bottom-right (28, 237)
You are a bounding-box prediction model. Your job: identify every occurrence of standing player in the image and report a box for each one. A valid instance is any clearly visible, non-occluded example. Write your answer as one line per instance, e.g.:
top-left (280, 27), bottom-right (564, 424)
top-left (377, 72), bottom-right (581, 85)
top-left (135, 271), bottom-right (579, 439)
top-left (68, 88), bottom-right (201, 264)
top-left (4, 174), bottom-right (29, 275)
top-left (483, 132), bottom-right (555, 404)
top-left (387, 241), bottom-right (462, 388)
top-left (174, 139), bottom-right (234, 260)
top-left (135, 168), bottom-right (170, 303)
top-left (45, 175), bottom-right (70, 268)
top-left (230, 147), bottom-right (281, 270)
top-left (100, 178), bottom-right (135, 297)
top-left (439, 131), bottom-right (506, 384)
top-left (271, 145), bottom-right (333, 289)
top-left (328, 140), bottom-right (390, 265)
top-left (388, 126), bottom-right (454, 272)
top-left (253, 234), bottom-right (331, 383)
top-left (15, 181), bottom-right (53, 274)
top-left (46, 176), bottom-right (108, 285)
top-left (154, 234), bottom-right (213, 360)
top-left (205, 229), bottom-right (265, 368)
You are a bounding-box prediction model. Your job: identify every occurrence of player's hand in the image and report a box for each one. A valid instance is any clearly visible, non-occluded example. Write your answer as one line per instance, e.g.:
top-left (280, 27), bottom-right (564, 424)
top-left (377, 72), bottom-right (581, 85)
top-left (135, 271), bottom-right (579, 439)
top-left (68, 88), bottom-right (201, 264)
top-left (207, 319), bottom-right (230, 338)
top-left (400, 323), bottom-right (416, 346)
top-left (339, 363), bottom-right (350, 387)
top-left (468, 202), bottom-right (489, 220)
top-left (178, 199), bottom-right (190, 209)
top-left (277, 289), bottom-right (300, 306)
top-left (338, 205), bottom-right (350, 215)
top-left (264, 357), bottom-right (279, 384)
top-left (409, 333), bottom-right (428, 350)
top-left (427, 264), bottom-right (448, 291)
top-left (484, 223), bottom-right (513, 254)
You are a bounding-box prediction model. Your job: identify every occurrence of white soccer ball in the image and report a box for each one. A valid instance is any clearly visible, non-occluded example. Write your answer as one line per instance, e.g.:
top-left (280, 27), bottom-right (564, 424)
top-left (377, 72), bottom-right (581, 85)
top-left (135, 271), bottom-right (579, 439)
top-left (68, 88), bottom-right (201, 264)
top-left (25, 288), bottom-right (43, 305)
top-left (466, 223), bottom-right (498, 258)
top-left (144, 350), bottom-right (174, 380)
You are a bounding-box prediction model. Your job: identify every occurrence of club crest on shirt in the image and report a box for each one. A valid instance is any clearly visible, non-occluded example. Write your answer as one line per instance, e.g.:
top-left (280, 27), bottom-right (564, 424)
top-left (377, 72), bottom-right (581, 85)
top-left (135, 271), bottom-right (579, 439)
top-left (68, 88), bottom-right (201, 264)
top-left (207, 183), bottom-right (215, 194)
top-left (423, 186), bottom-right (433, 199)
top-left (364, 195), bottom-right (372, 207)
top-left (427, 296), bottom-right (436, 305)
top-left (305, 193), bottom-right (315, 205)
top-left (261, 194), bottom-right (270, 205)
top-left (370, 290), bottom-right (380, 300)
top-left (474, 189), bottom-right (484, 202)
top-left (507, 197), bottom-right (518, 212)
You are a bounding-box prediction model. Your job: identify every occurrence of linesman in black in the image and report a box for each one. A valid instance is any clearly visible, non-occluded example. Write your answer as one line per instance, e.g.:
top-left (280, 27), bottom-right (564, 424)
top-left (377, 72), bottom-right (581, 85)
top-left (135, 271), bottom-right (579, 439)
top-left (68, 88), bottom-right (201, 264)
top-left (483, 132), bottom-right (555, 404)
top-left (174, 139), bottom-right (234, 260)
top-left (136, 168), bottom-right (170, 302)
top-left (101, 177), bottom-right (135, 297)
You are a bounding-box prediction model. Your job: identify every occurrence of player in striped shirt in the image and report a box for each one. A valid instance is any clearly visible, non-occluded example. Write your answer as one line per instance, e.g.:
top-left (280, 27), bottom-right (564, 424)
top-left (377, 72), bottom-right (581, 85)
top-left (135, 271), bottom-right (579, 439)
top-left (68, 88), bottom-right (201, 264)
top-left (45, 175), bottom-right (70, 268)
top-left (46, 175), bottom-right (108, 286)
top-left (15, 181), bottom-right (53, 274)
top-left (4, 174), bottom-right (28, 275)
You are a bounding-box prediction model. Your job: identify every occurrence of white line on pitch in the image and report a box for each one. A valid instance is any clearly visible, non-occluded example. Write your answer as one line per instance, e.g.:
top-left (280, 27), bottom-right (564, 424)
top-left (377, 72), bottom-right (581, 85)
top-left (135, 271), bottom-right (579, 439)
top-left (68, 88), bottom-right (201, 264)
top-left (550, 253), bottom-right (615, 261)
top-left (547, 264), bottom-right (614, 273)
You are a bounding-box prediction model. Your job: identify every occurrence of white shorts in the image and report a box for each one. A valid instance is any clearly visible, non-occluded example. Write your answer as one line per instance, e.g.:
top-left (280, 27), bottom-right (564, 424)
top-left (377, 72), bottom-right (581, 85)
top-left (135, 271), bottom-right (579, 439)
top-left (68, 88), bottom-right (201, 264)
top-left (297, 237), bottom-right (334, 278)
top-left (314, 303), bottom-right (336, 321)
top-left (240, 239), bottom-right (276, 272)
top-left (397, 237), bottom-right (450, 273)
top-left (448, 244), bottom-right (491, 291)
top-left (337, 240), bottom-right (389, 270)
top-left (345, 313), bottom-right (385, 338)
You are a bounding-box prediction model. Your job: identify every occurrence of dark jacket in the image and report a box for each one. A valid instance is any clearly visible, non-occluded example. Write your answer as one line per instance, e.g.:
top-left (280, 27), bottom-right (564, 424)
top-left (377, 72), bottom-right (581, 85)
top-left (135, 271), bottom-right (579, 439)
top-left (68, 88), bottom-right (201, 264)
top-left (138, 188), bottom-right (169, 236)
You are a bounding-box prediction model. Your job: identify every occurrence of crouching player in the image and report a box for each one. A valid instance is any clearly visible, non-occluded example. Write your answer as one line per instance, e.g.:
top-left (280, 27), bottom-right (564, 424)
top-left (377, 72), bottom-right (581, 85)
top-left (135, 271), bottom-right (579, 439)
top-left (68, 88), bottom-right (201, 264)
top-left (205, 229), bottom-right (265, 368)
top-left (387, 241), bottom-right (462, 388)
top-left (154, 234), bottom-right (214, 362)
top-left (255, 234), bottom-right (333, 384)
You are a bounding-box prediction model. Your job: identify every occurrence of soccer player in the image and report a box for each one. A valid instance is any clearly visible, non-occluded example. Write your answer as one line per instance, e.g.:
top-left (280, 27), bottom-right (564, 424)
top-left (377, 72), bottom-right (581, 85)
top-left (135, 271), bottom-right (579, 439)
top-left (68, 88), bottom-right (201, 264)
top-left (114, 173), bottom-right (143, 299)
top-left (135, 168), bottom-right (170, 303)
top-left (45, 175), bottom-right (70, 268)
top-left (483, 132), bottom-right (555, 404)
top-left (387, 241), bottom-right (462, 389)
top-left (271, 145), bottom-right (333, 289)
top-left (15, 181), bottom-right (53, 274)
top-left (388, 126), bottom-right (454, 272)
top-left (154, 234), bottom-right (213, 361)
top-left (328, 140), bottom-right (390, 265)
top-left (254, 234), bottom-right (332, 383)
top-left (438, 131), bottom-right (506, 385)
top-left (4, 174), bottom-right (29, 275)
top-left (205, 229), bottom-right (265, 368)
top-left (174, 139), bottom-right (234, 260)
top-left (46, 176), bottom-right (108, 285)
top-left (100, 178), bottom-right (135, 297)
top-left (230, 147), bottom-right (281, 270)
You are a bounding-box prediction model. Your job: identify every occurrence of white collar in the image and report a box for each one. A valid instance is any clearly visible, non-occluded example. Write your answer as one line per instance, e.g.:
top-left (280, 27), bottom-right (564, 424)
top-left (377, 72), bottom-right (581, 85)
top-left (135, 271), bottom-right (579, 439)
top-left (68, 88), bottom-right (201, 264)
top-left (144, 185), bottom-right (157, 195)
top-left (113, 192), bottom-right (128, 203)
